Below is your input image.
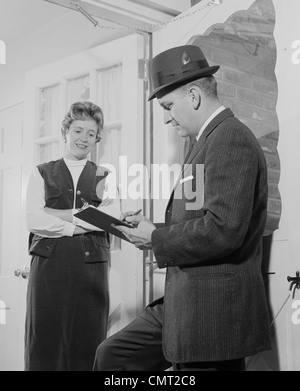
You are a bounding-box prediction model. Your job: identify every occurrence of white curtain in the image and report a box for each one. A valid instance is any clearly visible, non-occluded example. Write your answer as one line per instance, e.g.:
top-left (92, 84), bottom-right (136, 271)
top-left (97, 65), bottom-right (122, 124)
top-left (66, 74), bottom-right (90, 109)
top-left (39, 84), bottom-right (60, 138)
top-left (97, 65), bottom-right (123, 251)
top-left (38, 84), bottom-right (60, 163)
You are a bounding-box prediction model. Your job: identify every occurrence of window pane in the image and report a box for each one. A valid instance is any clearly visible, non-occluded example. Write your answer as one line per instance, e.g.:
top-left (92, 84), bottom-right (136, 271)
top-left (96, 65), bottom-right (122, 252)
top-left (96, 65), bottom-right (123, 183)
top-left (67, 74), bottom-right (90, 109)
top-left (97, 65), bottom-right (122, 124)
top-left (37, 142), bottom-right (60, 164)
top-left (39, 84), bottom-right (60, 138)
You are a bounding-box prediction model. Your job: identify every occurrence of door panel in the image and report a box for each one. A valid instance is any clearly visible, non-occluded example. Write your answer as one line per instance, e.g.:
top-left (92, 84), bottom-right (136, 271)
top-left (0, 103), bottom-right (27, 371)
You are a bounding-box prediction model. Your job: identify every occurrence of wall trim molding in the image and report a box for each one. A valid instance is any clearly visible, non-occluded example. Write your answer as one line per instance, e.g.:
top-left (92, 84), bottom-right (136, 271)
top-left (0, 99), bottom-right (24, 113)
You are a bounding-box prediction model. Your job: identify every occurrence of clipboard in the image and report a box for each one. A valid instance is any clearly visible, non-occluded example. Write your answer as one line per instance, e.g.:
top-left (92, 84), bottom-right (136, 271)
top-left (74, 206), bottom-right (133, 242)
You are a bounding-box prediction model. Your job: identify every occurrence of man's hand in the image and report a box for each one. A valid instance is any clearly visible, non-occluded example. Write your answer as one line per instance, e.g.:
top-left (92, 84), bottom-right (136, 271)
top-left (115, 214), bottom-right (156, 250)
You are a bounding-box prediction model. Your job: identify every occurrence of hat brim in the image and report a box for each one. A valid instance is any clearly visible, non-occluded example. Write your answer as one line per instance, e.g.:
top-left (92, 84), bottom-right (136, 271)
top-left (148, 65), bottom-right (220, 101)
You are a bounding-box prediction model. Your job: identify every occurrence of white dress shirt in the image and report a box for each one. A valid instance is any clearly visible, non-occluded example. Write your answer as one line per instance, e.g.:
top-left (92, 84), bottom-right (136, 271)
top-left (196, 106), bottom-right (226, 141)
top-left (26, 158), bottom-right (121, 238)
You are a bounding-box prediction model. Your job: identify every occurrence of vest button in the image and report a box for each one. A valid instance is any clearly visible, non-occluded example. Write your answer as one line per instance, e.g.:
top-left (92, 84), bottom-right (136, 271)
top-left (77, 190), bottom-right (81, 195)
top-left (85, 251), bottom-right (90, 257)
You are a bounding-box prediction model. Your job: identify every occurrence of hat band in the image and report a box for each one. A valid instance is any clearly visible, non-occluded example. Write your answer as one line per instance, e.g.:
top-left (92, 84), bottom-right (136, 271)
top-left (152, 60), bottom-right (210, 89)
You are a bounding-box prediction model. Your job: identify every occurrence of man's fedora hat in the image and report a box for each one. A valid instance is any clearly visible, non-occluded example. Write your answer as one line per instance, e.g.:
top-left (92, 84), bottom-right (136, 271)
top-left (148, 45), bottom-right (220, 101)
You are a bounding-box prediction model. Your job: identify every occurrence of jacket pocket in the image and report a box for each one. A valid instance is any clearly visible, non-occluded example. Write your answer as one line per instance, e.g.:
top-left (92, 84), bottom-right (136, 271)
top-left (81, 233), bottom-right (110, 263)
top-left (182, 267), bottom-right (236, 280)
top-left (188, 272), bottom-right (236, 280)
top-left (91, 233), bottom-right (110, 249)
top-left (29, 235), bottom-right (57, 258)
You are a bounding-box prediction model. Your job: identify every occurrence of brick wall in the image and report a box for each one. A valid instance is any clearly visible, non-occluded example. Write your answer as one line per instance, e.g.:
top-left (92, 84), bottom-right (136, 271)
top-left (189, 0), bottom-right (281, 235)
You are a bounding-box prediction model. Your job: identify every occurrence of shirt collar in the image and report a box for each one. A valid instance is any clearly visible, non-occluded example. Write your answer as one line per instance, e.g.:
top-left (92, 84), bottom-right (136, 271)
top-left (196, 105), bottom-right (226, 141)
top-left (63, 157), bottom-right (88, 167)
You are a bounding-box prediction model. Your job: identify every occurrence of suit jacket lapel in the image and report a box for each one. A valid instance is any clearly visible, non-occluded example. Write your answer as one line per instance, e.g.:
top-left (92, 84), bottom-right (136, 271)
top-left (186, 108), bottom-right (234, 166)
top-left (165, 109), bottom-right (235, 219)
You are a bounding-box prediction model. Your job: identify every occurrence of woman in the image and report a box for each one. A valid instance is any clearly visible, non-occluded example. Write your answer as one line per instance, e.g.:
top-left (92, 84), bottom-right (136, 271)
top-left (25, 101), bottom-right (120, 371)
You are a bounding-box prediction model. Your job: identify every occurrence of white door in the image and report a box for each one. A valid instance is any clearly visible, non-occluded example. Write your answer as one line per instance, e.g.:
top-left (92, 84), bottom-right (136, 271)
top-left (150, 0), bottom-right (300, 371)
top-left (0, 102), bottom-right (29, 371)
top-left (0, 33), bottom-right (147, 371)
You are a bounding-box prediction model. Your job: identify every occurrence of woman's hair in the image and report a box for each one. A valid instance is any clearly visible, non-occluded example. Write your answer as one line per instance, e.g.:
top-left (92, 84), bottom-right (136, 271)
top-left (61, 101), bottom-right (104, 143)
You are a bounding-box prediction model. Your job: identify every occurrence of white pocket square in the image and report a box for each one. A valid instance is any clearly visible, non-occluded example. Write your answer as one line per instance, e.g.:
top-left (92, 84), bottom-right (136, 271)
top-left (180, 175), bottom-right (194, 184)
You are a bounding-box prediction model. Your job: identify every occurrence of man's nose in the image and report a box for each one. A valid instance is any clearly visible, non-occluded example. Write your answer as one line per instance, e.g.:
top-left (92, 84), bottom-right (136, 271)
top-left (163, 110), bottom-right (172, 125)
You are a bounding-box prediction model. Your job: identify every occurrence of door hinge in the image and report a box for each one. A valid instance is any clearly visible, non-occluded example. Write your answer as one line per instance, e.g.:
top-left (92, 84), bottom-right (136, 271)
top-left (287, 271), bottom-right (300, 299)
top-left (138, 59), bottom-right (149, 82)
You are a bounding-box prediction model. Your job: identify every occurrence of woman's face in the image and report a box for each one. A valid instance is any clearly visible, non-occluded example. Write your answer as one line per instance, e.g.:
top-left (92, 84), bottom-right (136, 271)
top-left (64, 118), bottom-right (98, 160)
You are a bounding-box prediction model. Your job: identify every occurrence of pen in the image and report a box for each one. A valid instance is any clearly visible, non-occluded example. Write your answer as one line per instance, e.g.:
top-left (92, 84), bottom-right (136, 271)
top-left (123, 209), bottom-right (142, 221)
top-left (128, 209), bottom-right (142, 217)
top-left (81, 198), bottom-right (89, 209)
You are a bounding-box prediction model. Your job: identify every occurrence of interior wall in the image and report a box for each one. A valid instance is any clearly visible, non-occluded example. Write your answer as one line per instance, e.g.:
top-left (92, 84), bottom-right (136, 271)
top-left (0, 11), bottom-right (129, 109)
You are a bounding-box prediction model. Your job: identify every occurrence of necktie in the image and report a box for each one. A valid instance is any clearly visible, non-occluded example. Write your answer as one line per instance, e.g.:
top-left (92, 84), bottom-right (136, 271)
top-left (189, 137), bottom-right (197, 152)
top-left (185, 137), bottom-right (197, 161)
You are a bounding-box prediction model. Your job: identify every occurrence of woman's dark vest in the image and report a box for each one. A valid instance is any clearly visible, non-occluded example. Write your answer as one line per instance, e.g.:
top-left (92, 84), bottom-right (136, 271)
top-left (28, 158), bottom-right (110, 263)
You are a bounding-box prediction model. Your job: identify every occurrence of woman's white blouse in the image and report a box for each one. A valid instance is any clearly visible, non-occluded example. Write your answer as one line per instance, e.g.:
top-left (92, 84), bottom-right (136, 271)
top-left (26, 158), bottom-right (121, 238)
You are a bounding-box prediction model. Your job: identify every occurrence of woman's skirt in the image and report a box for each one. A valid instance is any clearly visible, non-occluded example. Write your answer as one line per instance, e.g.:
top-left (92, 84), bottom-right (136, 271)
top-left (25, 235), bottom-right (109, 371)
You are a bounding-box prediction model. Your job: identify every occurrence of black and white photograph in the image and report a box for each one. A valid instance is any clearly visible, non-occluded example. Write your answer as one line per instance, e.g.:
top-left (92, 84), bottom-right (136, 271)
top-left (0, 0), bottom-right (300, 374)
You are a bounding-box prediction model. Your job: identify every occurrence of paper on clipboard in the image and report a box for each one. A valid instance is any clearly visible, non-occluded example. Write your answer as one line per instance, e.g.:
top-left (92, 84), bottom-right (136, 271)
top-left (74, 206), bottom-right (133, 242)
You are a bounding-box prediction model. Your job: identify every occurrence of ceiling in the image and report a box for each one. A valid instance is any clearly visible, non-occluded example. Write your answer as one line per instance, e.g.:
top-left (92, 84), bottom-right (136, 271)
top-left (0, 0), bottom-right (71, 44)
top-left (0, 0), bottom-right (192, 44)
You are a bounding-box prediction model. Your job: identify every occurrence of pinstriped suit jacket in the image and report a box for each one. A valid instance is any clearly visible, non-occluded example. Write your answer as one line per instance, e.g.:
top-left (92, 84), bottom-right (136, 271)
top-left (152, 108), bottom-right (272, 363)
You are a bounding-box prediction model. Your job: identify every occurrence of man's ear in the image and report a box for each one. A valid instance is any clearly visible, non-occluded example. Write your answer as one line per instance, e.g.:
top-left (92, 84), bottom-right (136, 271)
top-left (189, 87), bottom-right (201, 110)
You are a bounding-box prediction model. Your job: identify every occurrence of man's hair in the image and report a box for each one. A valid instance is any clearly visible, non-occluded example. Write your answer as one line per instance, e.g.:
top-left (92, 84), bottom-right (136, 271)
top-left (61, 101), bottom-right (104, 143)
top-left (176, 76), bottom-right (218, 99)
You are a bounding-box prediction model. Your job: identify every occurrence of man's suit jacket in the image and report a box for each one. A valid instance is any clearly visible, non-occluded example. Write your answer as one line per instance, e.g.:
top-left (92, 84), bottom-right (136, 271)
top-left (152, 108), bottom-right (272, 363)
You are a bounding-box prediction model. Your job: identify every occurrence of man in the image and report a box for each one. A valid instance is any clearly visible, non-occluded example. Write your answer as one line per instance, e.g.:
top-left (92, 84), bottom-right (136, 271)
top-left (93, 45), bottom-right (271, 371)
